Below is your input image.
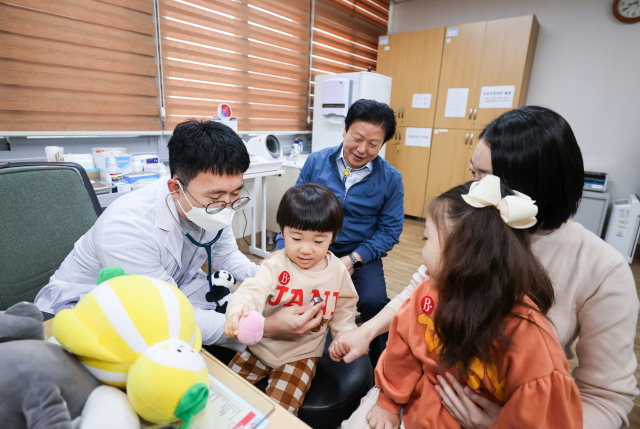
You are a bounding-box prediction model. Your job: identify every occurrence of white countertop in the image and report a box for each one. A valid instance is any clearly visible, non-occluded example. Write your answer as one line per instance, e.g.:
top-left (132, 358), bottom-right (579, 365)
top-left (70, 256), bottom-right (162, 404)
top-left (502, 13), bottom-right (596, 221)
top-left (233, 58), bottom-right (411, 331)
top-left (282, 155), bottom-right (308, 170)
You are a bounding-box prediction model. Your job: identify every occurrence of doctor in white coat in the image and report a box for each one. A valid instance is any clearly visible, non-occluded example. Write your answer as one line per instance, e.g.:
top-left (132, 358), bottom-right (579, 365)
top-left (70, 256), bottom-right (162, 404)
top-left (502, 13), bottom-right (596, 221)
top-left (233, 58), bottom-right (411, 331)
top-left (35, 119), bottom-right (323, 349)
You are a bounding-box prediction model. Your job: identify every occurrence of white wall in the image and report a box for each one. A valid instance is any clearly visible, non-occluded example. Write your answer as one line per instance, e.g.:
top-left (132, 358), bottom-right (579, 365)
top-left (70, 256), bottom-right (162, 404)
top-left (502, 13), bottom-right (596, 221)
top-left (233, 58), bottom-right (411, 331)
top-left (390, 0), bottom-right (640, 202)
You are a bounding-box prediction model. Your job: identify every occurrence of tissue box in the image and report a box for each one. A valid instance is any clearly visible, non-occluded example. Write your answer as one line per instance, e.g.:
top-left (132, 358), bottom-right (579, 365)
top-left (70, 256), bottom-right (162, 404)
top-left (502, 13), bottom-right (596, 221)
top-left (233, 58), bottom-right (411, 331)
top-left (124, 172), bottom-right (159, 184)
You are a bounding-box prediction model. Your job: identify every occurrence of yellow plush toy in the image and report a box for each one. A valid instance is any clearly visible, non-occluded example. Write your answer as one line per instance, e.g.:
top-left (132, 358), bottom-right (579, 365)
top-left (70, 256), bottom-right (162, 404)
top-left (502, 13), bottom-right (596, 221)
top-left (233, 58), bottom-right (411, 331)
top-left (52, 268), bottom-right (208, 428)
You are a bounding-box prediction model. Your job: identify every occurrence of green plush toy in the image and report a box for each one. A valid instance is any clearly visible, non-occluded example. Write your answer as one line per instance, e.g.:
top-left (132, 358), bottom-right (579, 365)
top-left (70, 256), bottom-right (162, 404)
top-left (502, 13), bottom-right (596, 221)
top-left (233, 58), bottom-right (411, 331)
top-left (52, 268), bottom-right (209, 428)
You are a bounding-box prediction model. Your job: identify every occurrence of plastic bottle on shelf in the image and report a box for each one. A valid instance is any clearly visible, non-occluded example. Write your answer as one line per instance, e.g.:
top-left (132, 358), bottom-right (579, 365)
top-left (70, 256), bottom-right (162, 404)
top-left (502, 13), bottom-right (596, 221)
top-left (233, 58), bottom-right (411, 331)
top-left (105, 156), bottom-right (122, 187)
top-left (131, 158), bottom-right (143, 173)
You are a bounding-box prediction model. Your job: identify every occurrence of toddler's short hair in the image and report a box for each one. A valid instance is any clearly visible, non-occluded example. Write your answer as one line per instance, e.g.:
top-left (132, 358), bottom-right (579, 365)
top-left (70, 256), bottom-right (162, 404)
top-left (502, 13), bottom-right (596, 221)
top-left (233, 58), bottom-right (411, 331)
top-left (276, 184), bottom-right (343, 239)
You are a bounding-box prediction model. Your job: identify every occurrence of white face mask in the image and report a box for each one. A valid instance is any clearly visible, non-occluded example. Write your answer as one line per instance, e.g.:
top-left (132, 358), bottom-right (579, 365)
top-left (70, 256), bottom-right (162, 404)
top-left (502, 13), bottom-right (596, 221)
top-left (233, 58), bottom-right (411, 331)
top-left (175, 182), bottom-right (235, 233)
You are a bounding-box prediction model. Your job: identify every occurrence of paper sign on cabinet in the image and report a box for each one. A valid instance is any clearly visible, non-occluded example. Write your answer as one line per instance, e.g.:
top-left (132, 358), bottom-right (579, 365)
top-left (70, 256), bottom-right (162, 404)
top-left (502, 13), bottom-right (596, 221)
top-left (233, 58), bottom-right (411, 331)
top-left (478, 85), bottom-right (516, 109)
top-left (405, 128), bottom-right (432, 148)
top-left (412, 94), bottom-right (432, 109)
top-left (444, 88), bottom-right (469, 118)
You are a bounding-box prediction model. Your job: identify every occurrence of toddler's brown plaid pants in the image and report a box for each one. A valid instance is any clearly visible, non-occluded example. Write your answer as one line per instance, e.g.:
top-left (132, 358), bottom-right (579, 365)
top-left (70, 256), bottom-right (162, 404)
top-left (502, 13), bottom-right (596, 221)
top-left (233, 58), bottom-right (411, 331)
top-left (229, 350), bottom-right (318, 415)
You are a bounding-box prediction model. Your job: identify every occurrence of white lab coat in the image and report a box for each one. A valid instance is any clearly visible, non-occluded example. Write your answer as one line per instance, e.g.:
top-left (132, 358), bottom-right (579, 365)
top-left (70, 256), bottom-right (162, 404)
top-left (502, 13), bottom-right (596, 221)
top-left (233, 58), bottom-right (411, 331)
top-left (35, 177), bottom-right (258, 349)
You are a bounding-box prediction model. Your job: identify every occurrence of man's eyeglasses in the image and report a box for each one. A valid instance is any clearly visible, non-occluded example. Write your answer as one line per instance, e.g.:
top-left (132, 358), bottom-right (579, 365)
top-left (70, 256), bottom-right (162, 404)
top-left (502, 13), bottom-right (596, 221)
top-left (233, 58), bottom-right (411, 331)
top-left (178, 179), bottom-right (251, 214)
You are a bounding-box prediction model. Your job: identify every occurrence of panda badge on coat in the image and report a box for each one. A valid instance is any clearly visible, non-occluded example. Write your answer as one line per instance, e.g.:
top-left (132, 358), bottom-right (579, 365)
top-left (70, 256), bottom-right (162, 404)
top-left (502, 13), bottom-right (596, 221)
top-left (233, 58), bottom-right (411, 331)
top-left (206, 270), bottom-right (236, 314)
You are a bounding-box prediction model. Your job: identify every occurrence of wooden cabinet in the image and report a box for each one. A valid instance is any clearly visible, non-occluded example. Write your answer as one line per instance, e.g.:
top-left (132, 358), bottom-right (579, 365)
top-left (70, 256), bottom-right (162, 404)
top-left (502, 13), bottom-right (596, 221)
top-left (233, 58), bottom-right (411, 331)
top-left (385, 127), bottom-right (432, 217)
top-left (378, 15), bottom-right (538, 217)
top-left (433, 22), bottom-right (486, 130)
top-left (434, 15), bottom-right (539, 130)
top-left (424, 129), bottom-right (478, 201)
top-left (378, 27), bottom-right (445, 128)
top-left (473, 15), bottom-right (539, 127)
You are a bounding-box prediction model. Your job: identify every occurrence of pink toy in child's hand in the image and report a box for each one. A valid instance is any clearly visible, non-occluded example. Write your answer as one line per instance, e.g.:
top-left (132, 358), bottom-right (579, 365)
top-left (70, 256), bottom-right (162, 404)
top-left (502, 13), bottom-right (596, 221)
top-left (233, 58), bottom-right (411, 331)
top-left (237, 311), bottom-right (265, 345)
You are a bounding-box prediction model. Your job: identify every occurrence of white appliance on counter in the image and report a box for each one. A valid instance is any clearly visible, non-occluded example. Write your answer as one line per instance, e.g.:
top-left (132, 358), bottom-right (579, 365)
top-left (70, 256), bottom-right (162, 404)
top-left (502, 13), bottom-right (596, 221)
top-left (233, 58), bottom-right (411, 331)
top-left (604, 194), bottom-right (640, 263)
top-left (312, 72), bottom-right (392, 157)
top-left (244, 134), bottom-right (284, 175)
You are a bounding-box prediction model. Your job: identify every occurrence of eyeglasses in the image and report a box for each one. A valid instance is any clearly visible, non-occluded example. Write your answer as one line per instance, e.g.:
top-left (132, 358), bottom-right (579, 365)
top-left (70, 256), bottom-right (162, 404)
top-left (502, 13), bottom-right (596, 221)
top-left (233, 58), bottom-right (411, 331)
top-left (178, 179), bottom-right (251, 214)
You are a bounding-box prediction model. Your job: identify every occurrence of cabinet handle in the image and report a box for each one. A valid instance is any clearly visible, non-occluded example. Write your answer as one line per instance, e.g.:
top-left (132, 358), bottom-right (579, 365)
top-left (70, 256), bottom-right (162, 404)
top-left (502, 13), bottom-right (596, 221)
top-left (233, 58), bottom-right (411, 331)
top-left (469, 134), bottom-right (474, 146)
top-left (465, 133), bottom-right (469, 145)
top-left (402, 107), bottom-right (405, 120)
top-left (473, 109), bottom-right (477, 120)
top-left (399, 130), bottom-right (402, 140)
top-left (469, 108), bottom-right (473, 119)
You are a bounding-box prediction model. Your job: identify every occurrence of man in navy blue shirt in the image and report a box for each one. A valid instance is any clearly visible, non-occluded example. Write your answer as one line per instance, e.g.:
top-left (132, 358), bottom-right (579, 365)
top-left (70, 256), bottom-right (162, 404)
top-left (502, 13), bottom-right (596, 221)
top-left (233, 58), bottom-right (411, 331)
top-left (276, 99), bottom-right (404, 366)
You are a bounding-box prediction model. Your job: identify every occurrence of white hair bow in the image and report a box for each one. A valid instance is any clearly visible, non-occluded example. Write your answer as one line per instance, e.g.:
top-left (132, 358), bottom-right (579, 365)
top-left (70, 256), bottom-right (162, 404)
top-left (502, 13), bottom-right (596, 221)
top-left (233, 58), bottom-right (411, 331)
top-left (461, 175), bottom-right (538, 229)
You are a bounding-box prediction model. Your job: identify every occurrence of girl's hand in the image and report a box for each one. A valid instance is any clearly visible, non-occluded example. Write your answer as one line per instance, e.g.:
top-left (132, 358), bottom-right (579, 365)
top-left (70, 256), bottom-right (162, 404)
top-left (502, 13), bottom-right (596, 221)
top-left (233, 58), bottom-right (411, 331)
top-left (330, 327), bottom-right (372, 363)
top-left (328, 339), bottom-right (352, 362)
top-left (366, 404), bottom-right (400, 429)
top-left (435, 373), bottom-right (501, 429)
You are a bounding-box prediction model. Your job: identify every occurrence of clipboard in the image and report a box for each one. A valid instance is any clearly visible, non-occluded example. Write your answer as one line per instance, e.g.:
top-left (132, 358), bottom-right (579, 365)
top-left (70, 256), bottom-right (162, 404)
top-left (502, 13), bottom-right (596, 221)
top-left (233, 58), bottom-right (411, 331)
top-left (201, 349), bottom-right (275, 419)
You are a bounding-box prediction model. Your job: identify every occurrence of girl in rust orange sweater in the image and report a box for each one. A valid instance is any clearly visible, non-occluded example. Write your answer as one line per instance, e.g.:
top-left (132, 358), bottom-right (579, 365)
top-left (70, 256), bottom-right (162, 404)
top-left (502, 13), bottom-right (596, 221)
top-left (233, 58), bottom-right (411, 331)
top-left (358, 175), bottom-right (583, 429)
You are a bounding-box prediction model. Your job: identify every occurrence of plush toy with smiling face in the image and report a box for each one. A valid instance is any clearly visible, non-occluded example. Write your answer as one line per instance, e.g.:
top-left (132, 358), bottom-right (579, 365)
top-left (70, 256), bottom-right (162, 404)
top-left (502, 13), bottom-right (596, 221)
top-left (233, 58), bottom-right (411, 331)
top-left (52, 267), bottom-right (209, 427)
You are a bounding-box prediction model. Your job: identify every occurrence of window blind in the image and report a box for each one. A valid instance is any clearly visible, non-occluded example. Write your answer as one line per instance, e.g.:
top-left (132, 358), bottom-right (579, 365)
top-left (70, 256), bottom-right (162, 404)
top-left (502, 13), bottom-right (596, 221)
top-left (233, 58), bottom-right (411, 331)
top-left (0, 0), bottom-right (161, 132)
top-left (158, 0), bottom-right (311, 132)
top-left (311, 0), bottom-right (388, 90)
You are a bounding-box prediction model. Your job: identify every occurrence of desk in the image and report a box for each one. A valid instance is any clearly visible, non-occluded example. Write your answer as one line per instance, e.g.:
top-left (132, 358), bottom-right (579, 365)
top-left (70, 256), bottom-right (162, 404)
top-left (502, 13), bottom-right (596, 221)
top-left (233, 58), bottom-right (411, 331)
top-left (43, 320), bottom-right (309, 429)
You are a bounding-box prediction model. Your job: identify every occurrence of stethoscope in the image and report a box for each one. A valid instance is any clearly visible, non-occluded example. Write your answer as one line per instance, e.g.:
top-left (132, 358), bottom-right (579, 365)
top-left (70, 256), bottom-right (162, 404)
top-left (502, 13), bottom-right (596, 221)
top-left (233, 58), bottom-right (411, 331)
top-left (165, 193), bottom-right (223, 295)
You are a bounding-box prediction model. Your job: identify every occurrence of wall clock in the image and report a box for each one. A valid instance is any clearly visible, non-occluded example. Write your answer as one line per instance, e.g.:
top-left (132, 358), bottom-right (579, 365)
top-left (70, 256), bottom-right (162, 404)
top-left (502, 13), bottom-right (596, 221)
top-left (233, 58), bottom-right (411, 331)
top-left (613, 0), bottom-right (640, 23)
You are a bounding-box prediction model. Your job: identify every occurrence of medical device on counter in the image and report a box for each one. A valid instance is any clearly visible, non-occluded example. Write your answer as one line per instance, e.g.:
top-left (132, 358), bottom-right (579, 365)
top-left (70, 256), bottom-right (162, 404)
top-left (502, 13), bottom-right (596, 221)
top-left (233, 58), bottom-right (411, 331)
top-left (604, 194), bottom-right (640, 263)
top-left (244, 134), bottom-right (284, 175)
top-left (212, 102), bottom-right (238, 133)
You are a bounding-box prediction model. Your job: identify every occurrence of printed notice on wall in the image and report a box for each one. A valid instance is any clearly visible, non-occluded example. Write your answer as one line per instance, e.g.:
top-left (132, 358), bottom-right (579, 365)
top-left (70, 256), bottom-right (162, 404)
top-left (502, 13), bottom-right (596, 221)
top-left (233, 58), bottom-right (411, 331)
top-left (446, 27), bottom-right (459, 37)
top-left (478, 85), bottom-right (516, 109)
top-left (412, 93), bottom-right (432, 108)
top-left (379, 36), bottom-right (389, 45)
top-left (444, 88), bottom-right (469, 118)
top-left (405, 128), bottom-right (432, 148)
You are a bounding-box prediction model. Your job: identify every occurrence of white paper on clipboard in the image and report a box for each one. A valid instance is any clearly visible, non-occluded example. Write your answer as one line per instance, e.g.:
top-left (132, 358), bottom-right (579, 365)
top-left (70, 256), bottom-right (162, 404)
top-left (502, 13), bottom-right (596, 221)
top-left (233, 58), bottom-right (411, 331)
top-left (142, 374), bottom-right (269, 429)
top-left (444, 88), bottom-right (469, 118)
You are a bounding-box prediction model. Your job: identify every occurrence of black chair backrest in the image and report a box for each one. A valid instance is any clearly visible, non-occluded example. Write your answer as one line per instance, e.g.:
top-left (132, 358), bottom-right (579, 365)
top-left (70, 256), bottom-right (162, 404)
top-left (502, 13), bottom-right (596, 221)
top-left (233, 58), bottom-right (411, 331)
top-left (0, 162), bottom-right (101, 309)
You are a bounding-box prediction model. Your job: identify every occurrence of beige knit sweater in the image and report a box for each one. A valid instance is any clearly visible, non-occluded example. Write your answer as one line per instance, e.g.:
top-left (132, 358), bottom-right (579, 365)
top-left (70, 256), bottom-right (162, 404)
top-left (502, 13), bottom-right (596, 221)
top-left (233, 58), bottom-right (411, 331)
top-left (387, 222), bottom-right (639, 429)
top-left (227, 249), bottom-right (358, 368)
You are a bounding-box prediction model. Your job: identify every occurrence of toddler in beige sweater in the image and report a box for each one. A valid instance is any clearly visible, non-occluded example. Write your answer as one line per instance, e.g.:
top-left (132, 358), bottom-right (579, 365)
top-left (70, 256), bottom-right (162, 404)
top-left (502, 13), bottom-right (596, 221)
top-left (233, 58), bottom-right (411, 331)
top-left (224, 183), bottom-right (358, 414)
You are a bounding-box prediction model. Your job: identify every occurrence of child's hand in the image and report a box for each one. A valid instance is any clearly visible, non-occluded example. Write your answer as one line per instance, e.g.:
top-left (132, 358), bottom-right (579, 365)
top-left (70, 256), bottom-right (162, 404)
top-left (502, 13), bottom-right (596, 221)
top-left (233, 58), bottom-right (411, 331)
top-left (329, 339), bottom-right (351, 362)
top-left (435, 373), bottom-right (501, 429)
top-left (366, 404), bottom-right (400, 429)
top-left (223, 305), bottom-right (251, 339)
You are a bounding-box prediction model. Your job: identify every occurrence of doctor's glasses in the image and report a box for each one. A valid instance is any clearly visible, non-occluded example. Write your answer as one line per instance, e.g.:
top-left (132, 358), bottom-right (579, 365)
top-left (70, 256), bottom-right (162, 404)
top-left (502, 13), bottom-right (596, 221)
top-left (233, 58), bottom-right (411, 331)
top-left (178, 180), bottom-right (251, 214)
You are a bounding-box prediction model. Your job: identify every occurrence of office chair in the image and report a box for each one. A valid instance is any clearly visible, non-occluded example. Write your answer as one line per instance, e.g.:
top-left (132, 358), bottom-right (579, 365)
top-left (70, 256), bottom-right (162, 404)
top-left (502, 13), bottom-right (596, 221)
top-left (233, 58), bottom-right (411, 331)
top-left (0, 162), bottom-right (101, 310)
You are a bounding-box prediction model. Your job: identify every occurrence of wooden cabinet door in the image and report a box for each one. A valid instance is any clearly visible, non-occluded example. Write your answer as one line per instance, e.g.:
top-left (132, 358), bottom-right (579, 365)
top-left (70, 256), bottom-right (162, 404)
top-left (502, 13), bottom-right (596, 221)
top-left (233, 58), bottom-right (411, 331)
top-left (425, 129), bottom-right (474, 201)
top-left (377, 33), bottom-right (411, 119)
top-left (401, 27), bottom-right (446, 128)
top-left (394, 126), bottom-right (432, 217)
top-left (384, 129), bottom-right (402, 170)
top-left (472, 15), bottom-right (539, 129)
top-left (463, 132), bottom-right (480, 182)
top-left (434, 22), bottom-right (486, 130)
